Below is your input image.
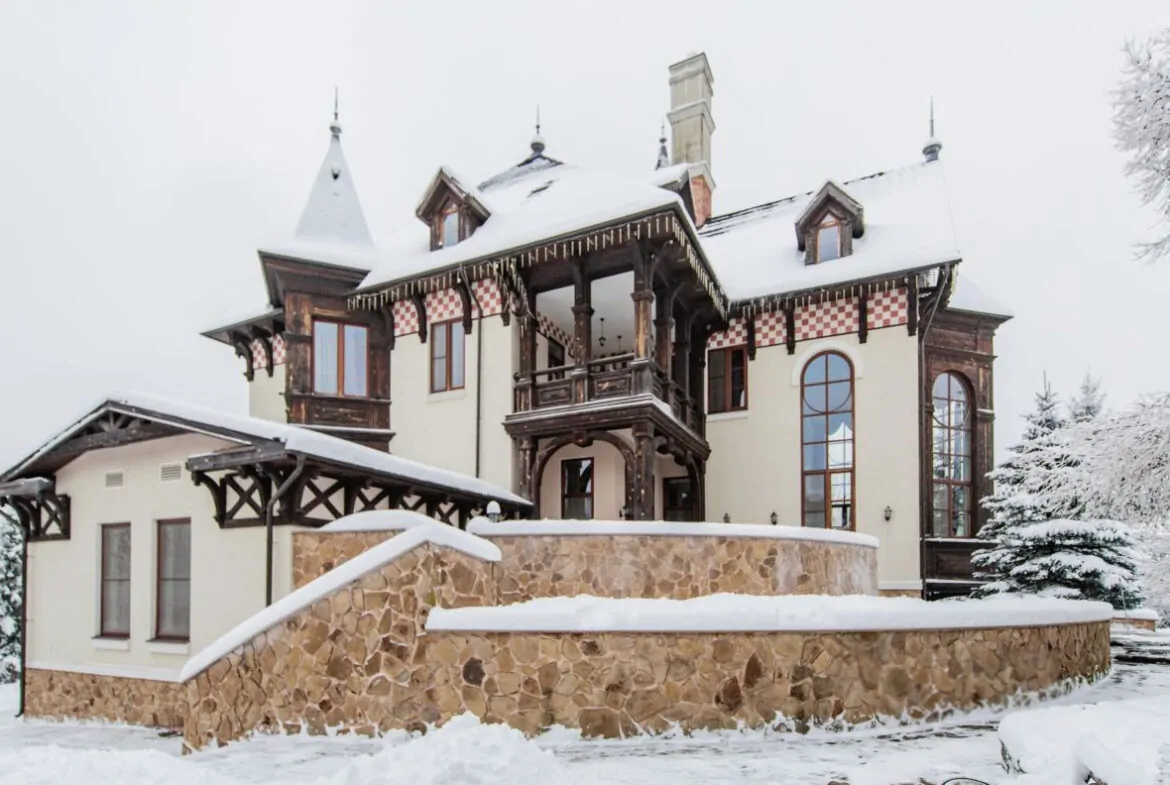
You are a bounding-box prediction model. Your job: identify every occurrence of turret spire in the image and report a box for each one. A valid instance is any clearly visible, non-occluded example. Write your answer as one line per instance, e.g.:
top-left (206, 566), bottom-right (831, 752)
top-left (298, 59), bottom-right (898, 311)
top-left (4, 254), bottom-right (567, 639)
top-left (655, 120), bottom-right (670, 169)
top-left (330, 86), bottom-right (342, 140)
top-left (530, 105), bottom-right (546, 156)
top-left (293, 93), bottom-right (372, 247)
top-left (923, 96), bottom-right (942, 162)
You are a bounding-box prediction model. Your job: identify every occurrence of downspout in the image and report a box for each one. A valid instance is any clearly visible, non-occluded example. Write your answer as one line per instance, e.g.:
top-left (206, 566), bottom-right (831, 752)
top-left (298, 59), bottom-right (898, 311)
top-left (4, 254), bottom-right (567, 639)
top-left (463, 265), bottom-right (484, 479)
top-left (265, 454), bottom-right (306, 607)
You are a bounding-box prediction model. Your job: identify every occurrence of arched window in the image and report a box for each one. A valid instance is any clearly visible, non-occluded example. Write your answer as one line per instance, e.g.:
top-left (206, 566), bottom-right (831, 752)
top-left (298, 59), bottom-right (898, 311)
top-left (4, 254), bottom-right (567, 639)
top-left (931, 372), bottom-right (972, 537)
top-left (802, 352), bottom-right (854, 529)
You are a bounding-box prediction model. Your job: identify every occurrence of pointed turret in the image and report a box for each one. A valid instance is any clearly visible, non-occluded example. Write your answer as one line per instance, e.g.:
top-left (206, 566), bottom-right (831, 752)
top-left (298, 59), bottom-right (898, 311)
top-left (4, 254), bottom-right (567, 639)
top-left (293, 92), bottom-right (373, 246)
top-left (922, 97), bottom-right (943, 163)
top-left (655, 121), bottom-right (670, 169)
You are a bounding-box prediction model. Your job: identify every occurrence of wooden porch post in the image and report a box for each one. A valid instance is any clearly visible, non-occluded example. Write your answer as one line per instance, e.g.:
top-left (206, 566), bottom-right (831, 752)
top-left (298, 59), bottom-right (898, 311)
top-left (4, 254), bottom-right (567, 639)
top-left (631, 250), bottom-right (655, 396)
top-left (517, 436), bottom-right (538, 511)
top-left (654, 287), bottom-right (675, 407)
top-left (631, 423), bottom-right (656, 520)
top-left (570, 261), bottom-right (592, 404)
top-left (516, 286), bottom-right (538, 411)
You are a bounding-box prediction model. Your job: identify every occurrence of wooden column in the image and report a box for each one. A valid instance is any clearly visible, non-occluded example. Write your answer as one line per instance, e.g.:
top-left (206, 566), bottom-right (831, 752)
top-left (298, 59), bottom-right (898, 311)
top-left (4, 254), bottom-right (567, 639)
top-left (655, 288), bottom-right (675, 403)
top-left (631, 251), bottom-right (655, 396)
top-left (631, 423), bottom-right (656, 520)
top-left (517, 436), bottom-right (538, 510)
top-left (515, 285), bottom-right (538, 412)
top-left (570, 262), bottom-right (592, 404)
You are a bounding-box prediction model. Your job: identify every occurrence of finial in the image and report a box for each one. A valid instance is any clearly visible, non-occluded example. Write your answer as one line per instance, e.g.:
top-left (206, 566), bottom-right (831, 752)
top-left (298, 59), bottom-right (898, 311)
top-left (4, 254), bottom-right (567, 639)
top-left (530, 105), bottom-right (546, 156)
top-left (329, 86), bottom-right (342, 139)
top-left (655, 120), bottom-right (670, 170)
top-left (922, 96), bottom-right (942, 162)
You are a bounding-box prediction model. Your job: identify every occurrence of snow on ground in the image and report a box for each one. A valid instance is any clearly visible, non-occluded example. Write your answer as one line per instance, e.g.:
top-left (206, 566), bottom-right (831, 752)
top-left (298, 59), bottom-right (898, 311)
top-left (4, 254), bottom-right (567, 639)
top-left (2, 635), bottom-right (1169, 785)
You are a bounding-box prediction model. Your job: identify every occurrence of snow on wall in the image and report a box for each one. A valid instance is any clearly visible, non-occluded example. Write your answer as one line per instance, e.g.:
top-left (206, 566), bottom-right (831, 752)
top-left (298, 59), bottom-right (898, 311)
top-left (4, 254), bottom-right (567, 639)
top-left (466, 518), bottom-right (879, 548)
top-left (318, 509), bottom-right (441, 533)
top-left (426, 593), bottom-right (1113, 634)
top-left (179, 524), bottom-right (501, 683)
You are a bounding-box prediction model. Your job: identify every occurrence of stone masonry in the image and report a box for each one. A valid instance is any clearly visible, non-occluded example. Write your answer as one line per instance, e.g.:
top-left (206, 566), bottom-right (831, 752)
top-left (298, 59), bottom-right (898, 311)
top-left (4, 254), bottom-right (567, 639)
top-left (184, 542), bottom-right (495, 750)
top-left (484, 533), bottom-right (877, 603)
top-left (25, 667), bottom-right (187, 728)
top-left (293, 531), bottom-right (398, 589)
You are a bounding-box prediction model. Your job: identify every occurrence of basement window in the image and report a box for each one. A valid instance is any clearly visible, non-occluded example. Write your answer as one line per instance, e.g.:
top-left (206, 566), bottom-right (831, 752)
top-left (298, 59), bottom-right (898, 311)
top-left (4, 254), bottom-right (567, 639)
top-left (160, 463), bottom-right (183, 483)
top-left (104, 470), bottom-right (125, 489)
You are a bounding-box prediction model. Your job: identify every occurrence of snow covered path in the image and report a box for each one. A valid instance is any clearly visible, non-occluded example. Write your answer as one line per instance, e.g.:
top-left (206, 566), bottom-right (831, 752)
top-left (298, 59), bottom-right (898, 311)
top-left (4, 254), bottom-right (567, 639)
top-left (2, 635), bottom-right (1168, 785)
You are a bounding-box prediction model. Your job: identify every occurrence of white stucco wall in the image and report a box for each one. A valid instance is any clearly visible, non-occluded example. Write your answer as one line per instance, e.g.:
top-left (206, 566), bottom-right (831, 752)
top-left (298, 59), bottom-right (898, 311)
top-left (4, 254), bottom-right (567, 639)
top-left (28, 433), bottom-right (303, 679)
top-left (248, 366), bottom-right (287, 422)
top-left (389, 315), bottom-right (515, 497)
top-left (705, 327), bottom-right (921, 585)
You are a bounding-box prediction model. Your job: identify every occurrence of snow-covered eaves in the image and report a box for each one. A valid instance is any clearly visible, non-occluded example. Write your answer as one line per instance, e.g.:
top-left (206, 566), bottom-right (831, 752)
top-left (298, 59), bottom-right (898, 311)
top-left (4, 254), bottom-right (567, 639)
top-left (200, 306), bottom-right (284, 345)
top-left (180, 524), bottom-right (502, 682)
top-left (700, 160), bottom-right (962, 302)
top-left (0, 390), bottom-right (529, 507)
top-left (415, 165), bottom-right (493, 222)
top-left (946, 272), bottom-right (1014, 320)
top-left (467, 518), bottom-right (879, 548)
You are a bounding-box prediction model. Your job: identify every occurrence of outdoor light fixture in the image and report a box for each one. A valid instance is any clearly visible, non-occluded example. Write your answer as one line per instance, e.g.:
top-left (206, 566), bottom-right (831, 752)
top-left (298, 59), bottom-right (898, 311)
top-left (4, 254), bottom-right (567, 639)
top-left (723, 512), bottom-right (730, 523)
top-left (598, 317), bottom-right (607, 348)
top-left (770, 511), bottom-right (778, 525)
top-left (619, 506), bottom-right (628, 520)
top-left (486, 500), bottom-right (502, 523)
top-left (883, 505), bottom-right (892, 522)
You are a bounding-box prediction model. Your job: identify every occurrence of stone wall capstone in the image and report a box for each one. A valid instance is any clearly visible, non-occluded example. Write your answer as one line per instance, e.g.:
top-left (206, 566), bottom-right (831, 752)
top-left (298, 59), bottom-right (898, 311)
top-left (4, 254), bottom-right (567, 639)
top-left (485, 534), bottom-right (877, 603)
top-left (25, 667), bottom-right (186, 728)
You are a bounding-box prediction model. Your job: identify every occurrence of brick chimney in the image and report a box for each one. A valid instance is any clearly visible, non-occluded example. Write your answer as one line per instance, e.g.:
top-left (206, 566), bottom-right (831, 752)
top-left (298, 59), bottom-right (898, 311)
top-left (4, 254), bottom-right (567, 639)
top-left (667, 52), bottom-right (716, 226)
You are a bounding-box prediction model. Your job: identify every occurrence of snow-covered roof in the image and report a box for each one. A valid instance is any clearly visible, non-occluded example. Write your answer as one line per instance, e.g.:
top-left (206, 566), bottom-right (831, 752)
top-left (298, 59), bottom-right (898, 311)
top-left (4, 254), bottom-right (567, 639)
top-left (2, 390), bottom-right (528, 506)
top-left (180, 524), bottom-right (502, 682)
top-left (699, 160), bottom-right (961, 301)
top-left (291, 122), bottom-right (373, 249)
top-left (426, 592), bottom-right (1114, 634)
top-left (947, 272), bottom-right (1014, 319)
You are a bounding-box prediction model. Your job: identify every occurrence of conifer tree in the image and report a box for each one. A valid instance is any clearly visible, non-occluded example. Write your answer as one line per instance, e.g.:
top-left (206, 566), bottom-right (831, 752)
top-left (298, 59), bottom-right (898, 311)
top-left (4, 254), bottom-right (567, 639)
top-left (1069, 371), bottom-right (1105, 424)
top-left (0, 509), bottom-right (20, 683)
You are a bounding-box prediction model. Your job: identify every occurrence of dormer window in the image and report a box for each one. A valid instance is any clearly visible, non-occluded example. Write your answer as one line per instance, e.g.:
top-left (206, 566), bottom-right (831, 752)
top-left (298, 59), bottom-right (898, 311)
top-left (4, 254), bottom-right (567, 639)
top-left (440, 205), bottom-right (460, 248)
top-left (816, 215), bottom-right (842, 263)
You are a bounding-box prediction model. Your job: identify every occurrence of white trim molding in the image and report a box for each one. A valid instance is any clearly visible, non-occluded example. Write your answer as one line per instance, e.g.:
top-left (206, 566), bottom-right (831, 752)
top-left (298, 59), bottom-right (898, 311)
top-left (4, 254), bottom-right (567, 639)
top-left (879, 580), bottom-right (923, 591)
top-left (146, 640), bottom-right (190, 656)
top-left (789, 340), bottom-right (866, 386)
top-left (90, 637), bottom-right (130, 652)
top-left (706, 410), bottom-right (749, 424)
top-left (27, 661), bottom-right (182, 683)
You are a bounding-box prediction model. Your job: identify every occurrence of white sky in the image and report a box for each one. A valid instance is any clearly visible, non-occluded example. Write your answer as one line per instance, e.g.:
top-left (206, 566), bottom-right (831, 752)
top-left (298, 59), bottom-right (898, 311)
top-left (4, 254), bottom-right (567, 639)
top-left (1, 0), bottom-right (1168, 468)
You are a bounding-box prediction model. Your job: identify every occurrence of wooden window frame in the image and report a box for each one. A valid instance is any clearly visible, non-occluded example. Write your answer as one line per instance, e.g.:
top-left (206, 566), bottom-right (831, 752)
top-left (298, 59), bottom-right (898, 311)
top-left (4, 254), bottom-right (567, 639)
top-left (707, 345), bottom-right (749, 414)
top-left (311, 318), bottom-right (369, 398)
top-left (429, 318), bottom-right (466, 393)
top-left (662, 477), bottom-right (693, 522)
top-left (814, 214), bottom-right (844, 263)
top-left (560, 457), bottom-right (595, 520)
top-left (153, 518), bottom-right (191, 643)
top-left (99, 522), bottom-right (131, 639)
top-left (800, 351), bottom-right (856, 530)
top-left (931, 372), bottom-right (973, 538)
top-left (437, 203), bottom-right (461, 249)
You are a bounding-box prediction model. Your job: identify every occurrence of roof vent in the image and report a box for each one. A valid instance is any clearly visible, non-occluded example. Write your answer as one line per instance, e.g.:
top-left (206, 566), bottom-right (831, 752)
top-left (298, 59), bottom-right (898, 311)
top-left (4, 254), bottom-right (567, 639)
top-left (160, 463), bottom-right (182, 483)
top-left (104, 471), bottom-right (125, 489)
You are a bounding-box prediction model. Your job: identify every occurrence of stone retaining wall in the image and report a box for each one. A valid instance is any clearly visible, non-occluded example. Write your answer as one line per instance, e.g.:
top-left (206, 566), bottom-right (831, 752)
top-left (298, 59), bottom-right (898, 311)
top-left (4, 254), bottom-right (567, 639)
top-left (426, 620), bottom-right (1111, 736)
top-left (293, 531), bottom-right (397, 589)
top-left (484, 533), bottom-right (877, 603)
top-left (184, 542), bottom-right (494, 750)
top-left (25, 667), bottom-right (186, 728)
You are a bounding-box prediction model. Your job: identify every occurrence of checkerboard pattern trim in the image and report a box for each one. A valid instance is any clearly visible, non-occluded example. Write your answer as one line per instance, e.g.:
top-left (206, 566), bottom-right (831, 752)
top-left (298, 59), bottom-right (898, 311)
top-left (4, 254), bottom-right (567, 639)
top-left (426, 288), bottom-right (464, 325)
top-left (867, 287), bottom-right (908, 329)
top-left (756, 311), bottom-right (787, 348)
top-left (707, 318), bottom-right (747, 350)
top-left (536, 312), bottom-right (574, 350)
top-left (250, 334), bottom-right (287, 370)
top-left (393, 300), bottom-right (419, 337)
top-left (796, 297), bottom-right (860, 341)
top-left (472, 279), bottom-right (503, 317)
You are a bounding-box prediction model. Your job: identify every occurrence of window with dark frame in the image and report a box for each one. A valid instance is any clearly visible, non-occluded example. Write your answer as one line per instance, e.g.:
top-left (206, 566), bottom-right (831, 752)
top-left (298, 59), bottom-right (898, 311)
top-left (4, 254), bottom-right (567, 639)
top-left (931, 372), bottom-right (973, 537)
top-left (155, 519), bottom-right (191, 641)
top-left (313, 320), bottom-right (368, 397)
top-left (801, 352), bottom-right (855, 530)
top-left (662, 477), bottom-right (693, 522)
top-left (815, 213), bottom-right (843, 262)
top-left (547, 339), bottom-right (565, 381)
top-left (100, 523), bottom-right (131, 638)
top-left (439, 204), bottom-right (460, 248)
top-left (430, 319), bottom-right (466, 393)
top-left (707, 346), bottom-right (748, 414)
top-left (561, 458), bottom-right (594, 520)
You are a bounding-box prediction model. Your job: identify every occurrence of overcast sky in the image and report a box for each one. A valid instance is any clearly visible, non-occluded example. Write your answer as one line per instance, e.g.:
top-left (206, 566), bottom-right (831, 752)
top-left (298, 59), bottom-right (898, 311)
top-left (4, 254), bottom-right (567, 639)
top-left (1, 1), bottom-right (1168, 468)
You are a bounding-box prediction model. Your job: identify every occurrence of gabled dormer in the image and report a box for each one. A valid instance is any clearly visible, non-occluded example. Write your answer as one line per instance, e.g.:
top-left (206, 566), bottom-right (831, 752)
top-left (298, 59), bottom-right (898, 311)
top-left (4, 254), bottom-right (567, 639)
top-left (795, 180), bottom-right (865, 265)
top-left (416, 167), bottom-right (492, 251)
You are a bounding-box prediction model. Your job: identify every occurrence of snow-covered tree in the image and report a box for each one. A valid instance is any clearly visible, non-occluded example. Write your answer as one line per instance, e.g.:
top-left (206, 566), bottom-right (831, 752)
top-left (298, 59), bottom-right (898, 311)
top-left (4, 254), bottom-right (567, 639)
top-left (1112, 29), bottom-right (1170, 262)
top-left (0, 508), bottom-right (21, 683)
top-left (1076, 393), bottom-right (1170, 524)
top-left (1069, 372), bottom-right (1105, 424)
top-left (1135, 525), bottom-right (1170, 625)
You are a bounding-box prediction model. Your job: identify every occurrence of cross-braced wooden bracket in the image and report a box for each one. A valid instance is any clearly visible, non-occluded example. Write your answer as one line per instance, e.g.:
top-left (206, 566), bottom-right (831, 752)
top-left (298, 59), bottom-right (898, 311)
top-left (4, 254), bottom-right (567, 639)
top-left (2, 492), bottom-right (71, 541)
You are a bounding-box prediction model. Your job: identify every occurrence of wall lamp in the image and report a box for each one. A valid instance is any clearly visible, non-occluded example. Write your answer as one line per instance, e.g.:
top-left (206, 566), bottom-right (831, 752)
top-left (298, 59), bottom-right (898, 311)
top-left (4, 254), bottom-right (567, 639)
top-left (883, 505), bottom-right (893, 522)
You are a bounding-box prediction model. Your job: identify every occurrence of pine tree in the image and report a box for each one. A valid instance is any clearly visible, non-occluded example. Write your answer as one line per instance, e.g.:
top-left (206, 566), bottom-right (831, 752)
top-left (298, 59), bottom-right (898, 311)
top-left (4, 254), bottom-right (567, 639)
top-left (1069, 371), bottom-right (1105, 424)
top-left (0, 508), bottom-right (20, 683)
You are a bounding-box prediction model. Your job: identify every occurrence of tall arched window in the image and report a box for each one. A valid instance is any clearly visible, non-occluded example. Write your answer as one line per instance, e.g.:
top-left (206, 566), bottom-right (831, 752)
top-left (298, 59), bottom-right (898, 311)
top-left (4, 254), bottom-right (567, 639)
top-left (802, 352), bottom-right (854, 529)
top-left (931, 372), bottom-right (972, 537)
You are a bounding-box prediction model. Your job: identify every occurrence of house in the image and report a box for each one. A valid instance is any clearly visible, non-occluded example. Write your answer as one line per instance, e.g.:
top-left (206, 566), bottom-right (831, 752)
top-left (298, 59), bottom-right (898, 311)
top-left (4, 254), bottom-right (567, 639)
top-left (0, 52), bottom-right (1009, 722)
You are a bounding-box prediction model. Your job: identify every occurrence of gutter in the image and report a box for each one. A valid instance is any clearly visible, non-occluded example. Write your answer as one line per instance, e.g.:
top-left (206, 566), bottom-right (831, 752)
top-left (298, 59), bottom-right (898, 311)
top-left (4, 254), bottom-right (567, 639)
top-left (265, 454), bottom-right (306, 606)
top-left (462, 265), bottom-right (485, 484)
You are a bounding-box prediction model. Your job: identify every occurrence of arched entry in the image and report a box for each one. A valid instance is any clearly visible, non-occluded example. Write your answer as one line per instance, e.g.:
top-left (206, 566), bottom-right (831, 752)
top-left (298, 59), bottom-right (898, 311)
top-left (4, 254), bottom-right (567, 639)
top-left (531, 431), bottom-right (635, 519)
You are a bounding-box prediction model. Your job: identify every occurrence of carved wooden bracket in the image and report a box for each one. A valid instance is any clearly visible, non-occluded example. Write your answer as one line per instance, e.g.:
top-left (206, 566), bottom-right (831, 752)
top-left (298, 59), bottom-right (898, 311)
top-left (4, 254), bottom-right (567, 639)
top-left (858, 295), bottom-right (869, 344)
top-left (411, 294), bottom-right (428, 343)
